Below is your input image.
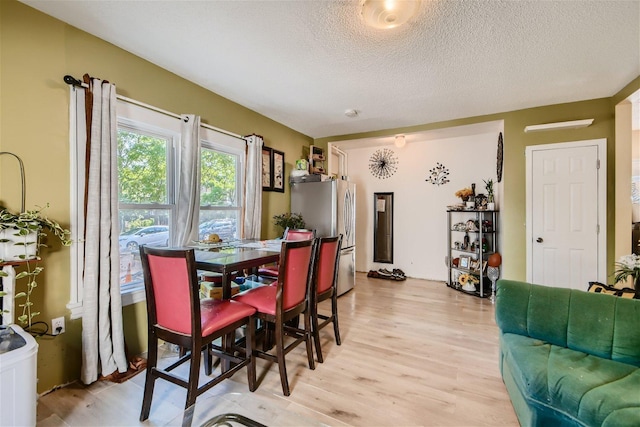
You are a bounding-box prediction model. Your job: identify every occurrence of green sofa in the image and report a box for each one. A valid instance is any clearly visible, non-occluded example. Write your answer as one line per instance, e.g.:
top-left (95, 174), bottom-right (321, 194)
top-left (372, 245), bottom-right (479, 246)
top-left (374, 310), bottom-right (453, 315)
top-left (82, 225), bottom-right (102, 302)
top-left (495, 279), bottom-right (640, 426)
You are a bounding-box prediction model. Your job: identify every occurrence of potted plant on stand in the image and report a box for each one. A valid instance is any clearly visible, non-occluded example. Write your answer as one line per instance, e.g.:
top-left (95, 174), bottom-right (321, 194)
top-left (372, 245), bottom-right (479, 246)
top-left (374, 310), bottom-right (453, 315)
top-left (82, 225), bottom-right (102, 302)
top-left (0, 205), bottom-right (72, 327)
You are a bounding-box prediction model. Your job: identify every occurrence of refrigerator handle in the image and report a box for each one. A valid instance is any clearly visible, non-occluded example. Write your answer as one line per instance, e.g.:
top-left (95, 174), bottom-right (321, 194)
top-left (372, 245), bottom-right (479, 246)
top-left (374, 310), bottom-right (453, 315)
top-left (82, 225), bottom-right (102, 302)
top-left (344, 188), bottom-right (353, 243)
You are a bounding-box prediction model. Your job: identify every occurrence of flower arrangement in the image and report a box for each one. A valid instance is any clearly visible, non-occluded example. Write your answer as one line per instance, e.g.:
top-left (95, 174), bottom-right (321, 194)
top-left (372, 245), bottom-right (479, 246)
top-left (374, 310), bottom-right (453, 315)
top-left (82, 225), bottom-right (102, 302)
top-left (458, 273), bottom-right (479, 286)
top-left (455, 187), bottom-right (473, 201)
top-left (613, 254), bottom-right (640, 286)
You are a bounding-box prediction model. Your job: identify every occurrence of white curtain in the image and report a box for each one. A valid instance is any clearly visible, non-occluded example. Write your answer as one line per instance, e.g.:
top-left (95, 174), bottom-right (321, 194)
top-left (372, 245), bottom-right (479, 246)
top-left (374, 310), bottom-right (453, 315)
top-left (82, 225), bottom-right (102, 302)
top-left (171, 114), bottom-right (201, 246)
top-left (81, 77), bottom-right (128, 384)
top-left (244, 134), bottom-right (263, 239)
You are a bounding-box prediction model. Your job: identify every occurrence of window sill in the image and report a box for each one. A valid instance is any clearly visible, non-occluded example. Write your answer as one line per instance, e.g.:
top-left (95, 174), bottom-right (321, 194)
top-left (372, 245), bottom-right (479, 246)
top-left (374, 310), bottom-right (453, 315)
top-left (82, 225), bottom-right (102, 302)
top-left (121, 288), bottom-right (146, 307)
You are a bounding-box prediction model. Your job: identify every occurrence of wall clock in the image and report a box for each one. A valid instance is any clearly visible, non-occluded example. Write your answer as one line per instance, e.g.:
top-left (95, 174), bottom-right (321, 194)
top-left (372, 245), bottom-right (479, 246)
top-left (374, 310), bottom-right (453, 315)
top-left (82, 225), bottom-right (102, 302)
top-left (369, 148), bottom-right (398, 179)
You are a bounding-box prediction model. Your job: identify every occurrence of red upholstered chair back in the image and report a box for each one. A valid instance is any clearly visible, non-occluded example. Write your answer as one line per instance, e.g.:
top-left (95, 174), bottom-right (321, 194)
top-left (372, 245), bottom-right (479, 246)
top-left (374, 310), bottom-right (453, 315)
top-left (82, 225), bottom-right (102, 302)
top-left (284, 228), bottom-right (315, 241)
top-left (277, 239), bottom-right (315, 311)
top-left (314, 236), bottom-right (342, 295)
top-left (140, 247), bottom-right (199, 336)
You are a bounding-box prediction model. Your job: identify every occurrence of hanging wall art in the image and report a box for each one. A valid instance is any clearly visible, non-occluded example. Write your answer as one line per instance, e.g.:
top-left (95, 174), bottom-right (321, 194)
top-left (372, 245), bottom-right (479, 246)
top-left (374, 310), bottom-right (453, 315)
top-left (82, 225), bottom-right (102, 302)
top-left (425, 162), bottom-right (450, 186)
top-left (369, 148), bottom-right (398, 179)
top-left (497, 132), bottom-right (504, 183)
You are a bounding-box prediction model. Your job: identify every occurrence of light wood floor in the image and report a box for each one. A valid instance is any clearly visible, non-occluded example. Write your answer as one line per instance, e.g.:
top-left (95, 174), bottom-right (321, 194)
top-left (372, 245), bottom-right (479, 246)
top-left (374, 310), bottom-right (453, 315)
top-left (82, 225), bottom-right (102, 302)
top-left (36, 273), bottom-right (518, 426)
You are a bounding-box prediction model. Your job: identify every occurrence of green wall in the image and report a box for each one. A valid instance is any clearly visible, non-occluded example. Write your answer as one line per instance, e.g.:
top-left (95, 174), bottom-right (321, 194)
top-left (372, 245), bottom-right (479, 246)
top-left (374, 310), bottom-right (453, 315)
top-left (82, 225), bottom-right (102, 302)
top-left (0, 0), bottom-right (310, 393)
top-left (1, 0), bottom-right (637, 394)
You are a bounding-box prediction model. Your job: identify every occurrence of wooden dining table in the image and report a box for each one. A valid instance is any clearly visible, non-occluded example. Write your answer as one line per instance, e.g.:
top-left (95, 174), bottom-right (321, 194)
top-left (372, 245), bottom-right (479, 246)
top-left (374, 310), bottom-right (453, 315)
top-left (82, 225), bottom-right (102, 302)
top-left (192, 240), bottom-right (281, 299)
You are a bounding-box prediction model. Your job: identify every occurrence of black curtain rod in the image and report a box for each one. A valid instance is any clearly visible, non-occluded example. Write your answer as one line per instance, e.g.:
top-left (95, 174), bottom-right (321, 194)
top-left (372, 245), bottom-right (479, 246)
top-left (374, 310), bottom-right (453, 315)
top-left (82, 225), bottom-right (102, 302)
top-left (63, 75), bottom-right (88, 88)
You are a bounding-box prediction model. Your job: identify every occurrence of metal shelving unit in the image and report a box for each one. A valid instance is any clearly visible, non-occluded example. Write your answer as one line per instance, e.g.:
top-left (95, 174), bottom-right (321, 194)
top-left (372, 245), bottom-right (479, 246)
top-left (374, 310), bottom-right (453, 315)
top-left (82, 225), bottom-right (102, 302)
top-left (446, 209), bottom-right (499, 298)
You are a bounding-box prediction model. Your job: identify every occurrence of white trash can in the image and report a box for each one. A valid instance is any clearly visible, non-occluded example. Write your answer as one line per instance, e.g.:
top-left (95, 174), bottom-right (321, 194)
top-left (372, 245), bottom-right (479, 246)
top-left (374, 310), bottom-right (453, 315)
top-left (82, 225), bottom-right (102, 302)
top-left (0, 324), bottom-right (38, 427)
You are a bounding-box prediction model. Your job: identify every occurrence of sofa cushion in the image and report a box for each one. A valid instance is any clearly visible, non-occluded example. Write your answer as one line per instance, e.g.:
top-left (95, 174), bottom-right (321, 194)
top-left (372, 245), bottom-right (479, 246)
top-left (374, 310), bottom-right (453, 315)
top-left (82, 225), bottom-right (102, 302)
top-left (502, 333), bottom-right (640, 425)
top-left (567, 290), bottom-right (615, 359)
top-left (612, 297), bottom-right (640, 366)
top-left (580, 369), bottom-right (640, 427)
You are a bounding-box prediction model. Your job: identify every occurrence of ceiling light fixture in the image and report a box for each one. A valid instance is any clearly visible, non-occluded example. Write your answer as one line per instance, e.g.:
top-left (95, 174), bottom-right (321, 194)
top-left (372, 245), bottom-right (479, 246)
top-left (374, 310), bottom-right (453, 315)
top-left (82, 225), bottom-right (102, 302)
top-left (361, 0), bottom-right (421, 29)
top-left (394, 134), bottom-right (406, 148)
top-left (524, 119), bottom-right (594, 133)
top-left (345, 109), bottom-right (359, 118)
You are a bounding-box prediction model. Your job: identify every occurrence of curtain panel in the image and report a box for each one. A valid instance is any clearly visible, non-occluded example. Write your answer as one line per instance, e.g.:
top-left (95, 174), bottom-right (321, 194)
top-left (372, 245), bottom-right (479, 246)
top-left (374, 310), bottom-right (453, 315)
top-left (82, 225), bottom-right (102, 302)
top-left (80, 76), bottom-right (128, 384)
top-left (171, 114), bottom-right (201, 246)
top-left (244, 134), bottom-right (263, 239)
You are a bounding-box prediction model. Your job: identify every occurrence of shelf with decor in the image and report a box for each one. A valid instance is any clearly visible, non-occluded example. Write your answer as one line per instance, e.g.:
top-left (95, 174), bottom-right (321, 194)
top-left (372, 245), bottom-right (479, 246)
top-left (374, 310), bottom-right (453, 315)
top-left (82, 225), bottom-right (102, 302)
top-left (446, 209), bottom-right (498, 298)
top-left (308, 145), bottom-right (326, 175)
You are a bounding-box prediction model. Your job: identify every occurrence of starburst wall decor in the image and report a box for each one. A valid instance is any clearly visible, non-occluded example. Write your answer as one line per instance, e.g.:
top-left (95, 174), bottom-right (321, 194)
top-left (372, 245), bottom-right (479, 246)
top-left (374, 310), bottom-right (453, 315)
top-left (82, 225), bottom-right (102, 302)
top-left (369, 148), bottom-right (398, 179)
top-left (426, 162), bottom-right (450, 186)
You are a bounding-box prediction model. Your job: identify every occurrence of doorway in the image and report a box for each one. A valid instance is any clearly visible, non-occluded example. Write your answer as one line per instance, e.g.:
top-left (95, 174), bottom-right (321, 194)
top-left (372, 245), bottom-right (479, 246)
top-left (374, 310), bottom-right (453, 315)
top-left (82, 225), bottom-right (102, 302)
top-left (526, 139), bottom-right (607, 289)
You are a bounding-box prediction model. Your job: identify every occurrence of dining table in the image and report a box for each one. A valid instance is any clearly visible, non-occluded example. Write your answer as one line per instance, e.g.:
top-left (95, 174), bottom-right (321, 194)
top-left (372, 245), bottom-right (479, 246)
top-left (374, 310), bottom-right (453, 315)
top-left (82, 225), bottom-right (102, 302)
top-left (192, 239), bottom-right (282, 299)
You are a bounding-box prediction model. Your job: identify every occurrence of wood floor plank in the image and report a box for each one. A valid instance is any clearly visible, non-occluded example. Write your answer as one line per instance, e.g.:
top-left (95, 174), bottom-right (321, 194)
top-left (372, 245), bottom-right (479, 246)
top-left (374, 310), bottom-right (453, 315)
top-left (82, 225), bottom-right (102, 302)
top-left (37, 273), bottom-right (518, 426)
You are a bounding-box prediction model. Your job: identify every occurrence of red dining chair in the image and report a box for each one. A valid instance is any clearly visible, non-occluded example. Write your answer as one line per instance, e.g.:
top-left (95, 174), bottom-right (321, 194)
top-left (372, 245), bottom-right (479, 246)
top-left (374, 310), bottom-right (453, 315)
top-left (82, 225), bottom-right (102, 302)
top-left (233, 239), bottom-right (316, 396)
top-left (310, 235), bottom-right (343, 363)
top-left (139, 246), bottom-right (257, 421)
top-left (258, 228), bottom-right (315, 279)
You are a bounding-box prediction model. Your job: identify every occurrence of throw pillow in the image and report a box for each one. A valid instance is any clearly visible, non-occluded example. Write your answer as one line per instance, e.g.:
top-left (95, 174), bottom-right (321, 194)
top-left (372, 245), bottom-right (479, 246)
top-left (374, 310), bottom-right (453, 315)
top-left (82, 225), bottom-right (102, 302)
top-left (588, 282), bottom-right (637, 299)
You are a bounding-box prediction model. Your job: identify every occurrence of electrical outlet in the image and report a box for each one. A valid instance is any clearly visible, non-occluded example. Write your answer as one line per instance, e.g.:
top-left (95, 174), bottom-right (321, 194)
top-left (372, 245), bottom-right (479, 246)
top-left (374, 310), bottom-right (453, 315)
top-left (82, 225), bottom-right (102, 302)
top-left (52, 317), bottom-right (65, 335)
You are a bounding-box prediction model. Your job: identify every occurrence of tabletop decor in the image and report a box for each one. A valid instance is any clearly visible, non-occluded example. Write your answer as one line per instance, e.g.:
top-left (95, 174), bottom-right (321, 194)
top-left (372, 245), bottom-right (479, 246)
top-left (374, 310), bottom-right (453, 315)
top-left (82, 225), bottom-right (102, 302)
top-left (613, 254), bottom-right (640, 298)
top-left (272, 212), bottom-right (305, 236)
top-left (455, 187), bottom-right (473, 203)
top-left (484, 178), bottom-right (495, 210)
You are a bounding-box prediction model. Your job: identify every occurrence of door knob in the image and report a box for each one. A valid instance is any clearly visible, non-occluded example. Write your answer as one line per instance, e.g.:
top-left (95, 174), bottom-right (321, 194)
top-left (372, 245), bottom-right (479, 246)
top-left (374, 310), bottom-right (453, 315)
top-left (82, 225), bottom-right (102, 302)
top-left (536, 237), bottom-right (543, 243)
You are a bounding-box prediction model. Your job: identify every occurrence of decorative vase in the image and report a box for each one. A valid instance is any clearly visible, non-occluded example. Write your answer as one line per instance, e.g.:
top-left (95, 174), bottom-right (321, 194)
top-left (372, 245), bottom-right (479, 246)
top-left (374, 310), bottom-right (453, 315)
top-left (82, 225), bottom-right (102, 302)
top-left (487, 202), bottom-right (495, 210)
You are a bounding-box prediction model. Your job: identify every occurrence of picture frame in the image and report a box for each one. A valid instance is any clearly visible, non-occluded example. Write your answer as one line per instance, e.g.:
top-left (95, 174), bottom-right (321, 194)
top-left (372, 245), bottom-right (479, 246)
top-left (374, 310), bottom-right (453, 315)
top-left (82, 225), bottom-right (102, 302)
top-left (262, 146), bottom-right (272, 190)
top-left (470, 259), bottom-right (480, 271)
top-left (481, 260), bottom-right (488, 273)
top-left (459, 255), bottom-right (470, 269)
top-left (271, 149), bottom-right (285, 193)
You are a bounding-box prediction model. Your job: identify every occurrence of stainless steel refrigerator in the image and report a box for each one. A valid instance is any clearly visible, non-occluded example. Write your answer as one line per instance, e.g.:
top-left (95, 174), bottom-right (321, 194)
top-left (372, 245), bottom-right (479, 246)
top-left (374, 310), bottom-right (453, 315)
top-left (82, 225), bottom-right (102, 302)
top-left (290, 179), bottom-right (356, 295)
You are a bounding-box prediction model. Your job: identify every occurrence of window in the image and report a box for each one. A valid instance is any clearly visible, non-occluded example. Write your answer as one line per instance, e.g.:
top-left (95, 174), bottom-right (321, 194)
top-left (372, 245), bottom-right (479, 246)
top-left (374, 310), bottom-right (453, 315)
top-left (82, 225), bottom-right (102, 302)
top-left (117, 124), bottom-right (176, 300)
top-left (69, 94), bottom-right (246, 315)
top-left (199, 142), bottom-right (242, 243)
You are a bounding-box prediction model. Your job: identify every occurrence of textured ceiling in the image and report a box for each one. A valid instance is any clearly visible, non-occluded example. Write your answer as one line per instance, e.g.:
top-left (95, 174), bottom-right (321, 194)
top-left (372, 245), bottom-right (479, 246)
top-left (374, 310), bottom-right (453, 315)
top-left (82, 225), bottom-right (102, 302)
top-left (20, 0), bottom-right (640, 138)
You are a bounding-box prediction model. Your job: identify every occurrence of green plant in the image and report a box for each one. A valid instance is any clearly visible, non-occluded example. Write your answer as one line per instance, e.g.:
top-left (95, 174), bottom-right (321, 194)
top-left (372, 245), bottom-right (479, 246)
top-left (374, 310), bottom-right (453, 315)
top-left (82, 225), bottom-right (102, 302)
top-left (272, 212), bottom-right (305, 235)
top-left (484, 179), bottom-right (495, 202)
top-left (613, 254), bottom-right (640, 285)
top-left (0, 204), bottom-right (72, 327)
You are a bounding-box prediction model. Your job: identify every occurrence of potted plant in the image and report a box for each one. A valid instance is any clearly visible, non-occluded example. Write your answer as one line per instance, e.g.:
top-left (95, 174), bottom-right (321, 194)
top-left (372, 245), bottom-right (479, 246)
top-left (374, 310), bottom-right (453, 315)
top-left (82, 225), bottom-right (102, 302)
top-left (272, 212), bottom-right (305, 236)
top-left (484, 179), bottom-right (495, 210)
top-left (0, 204), bottom-right (71, 327)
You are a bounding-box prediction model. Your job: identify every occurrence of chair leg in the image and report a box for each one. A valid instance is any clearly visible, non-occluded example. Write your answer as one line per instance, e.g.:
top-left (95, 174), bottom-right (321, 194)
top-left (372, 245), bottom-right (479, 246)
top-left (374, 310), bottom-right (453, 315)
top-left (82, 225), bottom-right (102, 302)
top-left (246, 318), bottom-right (257, 392)
top-left (332, 292), bottom-right (342, 346)
top-left (204, 343), bottom-right (213, 376)
top-left (275, 321), bottom-right (290, 396)
top-left (140, 334), bottom-right (158, 421)
top-left (185, 342), bottom-right (201, 410)
top-left (304, 311), bottom-right (316, 371)
top-left (311, 302), bottom-right (324, 363)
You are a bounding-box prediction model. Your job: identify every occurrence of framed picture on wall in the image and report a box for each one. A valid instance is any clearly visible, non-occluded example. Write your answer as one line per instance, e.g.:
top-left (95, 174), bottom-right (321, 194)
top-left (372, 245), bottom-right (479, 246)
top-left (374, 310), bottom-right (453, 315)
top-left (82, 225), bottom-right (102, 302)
top-left (262, 147), bottom-right (272, 190)
top-left (271, 149), bottom-right (285, 193)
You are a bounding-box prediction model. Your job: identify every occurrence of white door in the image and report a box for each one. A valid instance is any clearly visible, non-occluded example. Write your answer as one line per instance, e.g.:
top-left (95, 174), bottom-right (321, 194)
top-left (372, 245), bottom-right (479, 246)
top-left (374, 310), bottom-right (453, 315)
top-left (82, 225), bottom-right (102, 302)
top-left (526, 140), bottom-right (607, 289)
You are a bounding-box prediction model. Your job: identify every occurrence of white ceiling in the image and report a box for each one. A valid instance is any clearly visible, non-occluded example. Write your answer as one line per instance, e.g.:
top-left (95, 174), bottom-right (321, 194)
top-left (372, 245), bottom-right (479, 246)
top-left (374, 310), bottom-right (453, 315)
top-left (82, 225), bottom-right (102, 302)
top-left (20, 0), bottom-right (640, 139)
